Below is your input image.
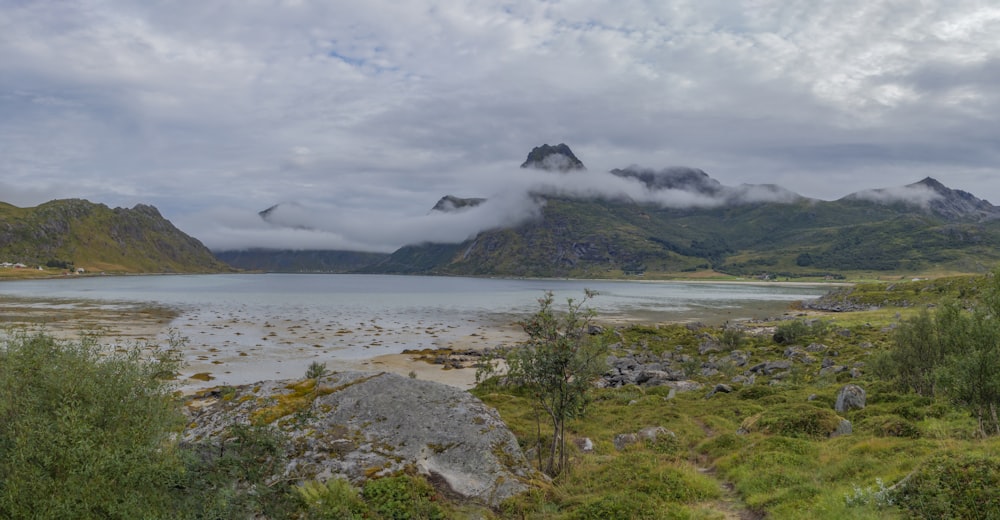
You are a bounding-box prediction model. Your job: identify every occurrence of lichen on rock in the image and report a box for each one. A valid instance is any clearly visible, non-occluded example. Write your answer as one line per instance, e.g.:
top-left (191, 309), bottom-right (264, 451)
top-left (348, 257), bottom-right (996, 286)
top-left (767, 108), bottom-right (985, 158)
top-left (183, 370), bottom-right (534, 507)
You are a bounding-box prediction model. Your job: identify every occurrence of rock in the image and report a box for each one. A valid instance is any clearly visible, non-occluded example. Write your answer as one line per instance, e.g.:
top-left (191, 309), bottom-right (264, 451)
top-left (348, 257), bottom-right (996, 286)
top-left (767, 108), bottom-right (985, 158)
top-left (749, 360), bottom-right (792, 375)
top-left (587, 324), bottom-right (605, 335)
top-left (698, 339), bottom-right (722, 355)
top-left (714, 383), bottom-right (734, 393)
top-left (183, 371), bottom-right (534, 507)
top-left (613, 433), bottom-right (638, 451)
top-left (700, 367), bottom-right (720, 377)
top-left (830, 419), bottom-right (853, 438)
top-left (805, 343), bottom-right (828, 353)
top-left (835, 384), bottom-right (867, 413)
top-left (665, 380), bottom-right (704, 393)
top-left (819, 365), bottom-right (847, 377)
top-left (614, 427), bottom-right (674, 450)
top-left (638, 426), bottom-right (674, 443)
top-left (705, 383), bottom-right (734, 398)
top-left (574, 437), bottom-right (595, 453)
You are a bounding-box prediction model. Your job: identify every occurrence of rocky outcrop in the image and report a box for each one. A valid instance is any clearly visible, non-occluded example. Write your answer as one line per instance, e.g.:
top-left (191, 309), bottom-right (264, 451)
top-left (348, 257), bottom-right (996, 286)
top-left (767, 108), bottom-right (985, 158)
top-left (431, 195), bottom-right (487, 212)
top-left (520, 143), bottom-right (585, 171)
top-left (183, 371), bottom-right (535, 507)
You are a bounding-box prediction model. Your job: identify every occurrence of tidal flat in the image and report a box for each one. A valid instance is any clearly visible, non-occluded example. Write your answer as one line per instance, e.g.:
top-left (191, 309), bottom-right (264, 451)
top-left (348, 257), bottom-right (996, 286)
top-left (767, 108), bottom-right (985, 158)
top-left (0, 274), bottom-right (829, 391)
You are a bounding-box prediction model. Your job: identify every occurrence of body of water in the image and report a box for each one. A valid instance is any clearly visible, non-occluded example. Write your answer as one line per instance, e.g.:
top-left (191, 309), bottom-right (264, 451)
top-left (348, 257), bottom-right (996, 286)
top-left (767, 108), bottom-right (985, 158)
top-left (0, 274), bottom-right (830, 387)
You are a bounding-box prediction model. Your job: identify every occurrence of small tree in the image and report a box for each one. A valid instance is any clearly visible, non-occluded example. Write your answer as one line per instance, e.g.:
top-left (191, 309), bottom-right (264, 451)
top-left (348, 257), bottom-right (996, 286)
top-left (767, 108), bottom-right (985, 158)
top-left (501, 290), bottom-right (608, 476)
top-left (876, 268), bottom-right (1000, 436)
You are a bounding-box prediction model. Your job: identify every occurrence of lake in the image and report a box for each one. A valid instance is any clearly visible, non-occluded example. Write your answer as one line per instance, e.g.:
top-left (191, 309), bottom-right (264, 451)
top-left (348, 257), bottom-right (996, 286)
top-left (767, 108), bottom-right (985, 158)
top-left (0, 274), bottom-right (831, 388)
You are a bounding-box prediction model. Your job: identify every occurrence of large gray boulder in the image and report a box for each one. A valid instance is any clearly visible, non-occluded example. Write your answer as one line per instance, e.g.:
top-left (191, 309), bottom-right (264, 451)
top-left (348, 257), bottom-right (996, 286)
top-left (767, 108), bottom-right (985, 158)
top-left (183, 371), bottom-right (534, 507)
top-left (835, 384), bottom-right (867, 413)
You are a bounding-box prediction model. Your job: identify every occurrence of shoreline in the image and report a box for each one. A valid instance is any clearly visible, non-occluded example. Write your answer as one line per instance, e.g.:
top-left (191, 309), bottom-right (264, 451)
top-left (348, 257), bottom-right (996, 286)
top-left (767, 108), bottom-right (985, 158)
top-left (0, 275), bottom-right (832, 392)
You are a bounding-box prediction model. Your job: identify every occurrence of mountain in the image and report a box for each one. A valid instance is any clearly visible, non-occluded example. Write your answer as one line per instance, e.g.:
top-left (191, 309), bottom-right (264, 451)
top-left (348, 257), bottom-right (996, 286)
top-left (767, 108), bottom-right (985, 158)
top-left (362, 146), bottom-right (1000, 278)
top-left (842, 177), bottom-right (1000, 222)
top-left (520, 143), bottom-right (586, 172)
top-left (233, 144), bottom-right (1000, 279)
top-left (0, 199), bottom-right (229, 273)
top-left (431, 195), bottom-right (487, 213)
top-left (214, 249), bottom-right (388, 273)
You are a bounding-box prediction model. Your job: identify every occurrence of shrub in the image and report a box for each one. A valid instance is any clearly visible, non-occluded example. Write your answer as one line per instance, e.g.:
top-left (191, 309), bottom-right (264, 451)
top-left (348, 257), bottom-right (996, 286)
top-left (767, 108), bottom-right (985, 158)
top-left (362, 474), bottom-right (445, 520)
top-left (739, 404), bottom-right (844, 439)
top-left (0, 331), bottom-right (183, 519)
top-left (896, 454), bottom-right (1000, 519)
top-left (571, 491), bottom-right (665, 520)
top-left (480, 290), bottom-right (608, 476)
top-left (306, 360), bottom-right (329, 380)
top-left (857, 414), bottom-right (921, 438)
top-left (297, 478), bottom-right (367, 520)
top-left (176, 423), bottom-right (297, 518)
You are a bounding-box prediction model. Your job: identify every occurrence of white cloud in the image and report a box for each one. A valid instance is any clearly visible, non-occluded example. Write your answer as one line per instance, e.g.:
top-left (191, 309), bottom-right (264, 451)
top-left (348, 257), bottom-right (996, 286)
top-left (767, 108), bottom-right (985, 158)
top-left (1, 0), bottom-right (999, 248)
top-left (845, 184), bottom-right (942, 208)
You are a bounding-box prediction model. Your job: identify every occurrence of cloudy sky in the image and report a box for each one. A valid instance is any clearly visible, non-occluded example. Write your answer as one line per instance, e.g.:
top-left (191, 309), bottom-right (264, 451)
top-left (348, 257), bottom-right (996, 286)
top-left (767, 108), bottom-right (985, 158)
top-left (2, 0), bottom-right (999, 252)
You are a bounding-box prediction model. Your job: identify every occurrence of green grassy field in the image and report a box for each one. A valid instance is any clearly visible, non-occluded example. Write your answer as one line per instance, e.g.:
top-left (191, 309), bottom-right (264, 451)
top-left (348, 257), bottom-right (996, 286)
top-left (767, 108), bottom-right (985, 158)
top-left (469, 274), bottom-right (1000, 519)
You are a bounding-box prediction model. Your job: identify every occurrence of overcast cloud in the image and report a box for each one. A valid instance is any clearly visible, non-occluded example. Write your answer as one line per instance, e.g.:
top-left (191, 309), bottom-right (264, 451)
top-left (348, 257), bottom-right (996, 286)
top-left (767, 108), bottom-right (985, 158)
top-left (2, 1), bottom-right (999, 252)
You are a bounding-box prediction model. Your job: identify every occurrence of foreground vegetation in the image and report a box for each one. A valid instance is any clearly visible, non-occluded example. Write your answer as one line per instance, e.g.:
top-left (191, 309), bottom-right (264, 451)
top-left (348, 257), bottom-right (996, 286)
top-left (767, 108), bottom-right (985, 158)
top-left (4, 272), bottom-right (1000, 518)
top-left (471, 273), bottom-right (1000, 519)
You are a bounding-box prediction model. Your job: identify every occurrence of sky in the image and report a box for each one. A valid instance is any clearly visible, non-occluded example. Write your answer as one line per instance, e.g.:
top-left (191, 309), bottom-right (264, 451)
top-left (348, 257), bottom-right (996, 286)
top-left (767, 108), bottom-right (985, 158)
top-left (2, 0), bottom-right (999, 252)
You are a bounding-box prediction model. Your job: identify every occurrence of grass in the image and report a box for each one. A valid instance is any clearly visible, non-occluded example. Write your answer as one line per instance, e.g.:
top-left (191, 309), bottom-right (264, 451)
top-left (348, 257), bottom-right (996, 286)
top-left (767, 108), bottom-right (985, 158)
top-left (470, 274), bottom-right (1000, 519)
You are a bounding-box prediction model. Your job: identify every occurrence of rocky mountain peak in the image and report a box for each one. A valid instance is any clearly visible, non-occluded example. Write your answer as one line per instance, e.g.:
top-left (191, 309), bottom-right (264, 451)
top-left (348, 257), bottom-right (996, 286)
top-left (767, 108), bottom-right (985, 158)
top-left (844, 177), bottom-right (1000, 222)
top-left (431, 195), bottom-right (487, 213)
top-left (520, 143), bottom-right (585, 172)
top-left (913, 176), bottom-right (949, 194)
top-left (907, 177), bottom-right (999, 221)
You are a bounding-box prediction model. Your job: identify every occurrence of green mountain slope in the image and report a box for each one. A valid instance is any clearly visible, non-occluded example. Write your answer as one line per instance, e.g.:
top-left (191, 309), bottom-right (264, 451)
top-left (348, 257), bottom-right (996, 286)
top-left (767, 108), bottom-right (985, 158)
top-left (242, 144), bottom-right (1000, 279)
top-left (0, 199), bottom-right (229, 273)
top-left (368, 196), bottom-right (1000, 279)
top-left (214, 249), bottom-right (388, 273)
top-left (366, 164), bottom-right (1000, 279)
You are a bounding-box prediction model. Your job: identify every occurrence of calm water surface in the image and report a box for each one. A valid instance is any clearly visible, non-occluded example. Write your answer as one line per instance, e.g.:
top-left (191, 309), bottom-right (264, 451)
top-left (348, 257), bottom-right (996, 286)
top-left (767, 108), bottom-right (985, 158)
top-left (0, 274), bottom-right (830, 386)
top-left (0, 273), bottom-right (828, 324)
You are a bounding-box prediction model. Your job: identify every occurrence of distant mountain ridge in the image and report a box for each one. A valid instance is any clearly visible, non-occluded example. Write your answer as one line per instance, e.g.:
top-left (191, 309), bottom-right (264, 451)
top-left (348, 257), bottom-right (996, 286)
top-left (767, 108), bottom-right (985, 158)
top-left (223, 144), bottom-right (1000, 277)
top-left (214, 249), bottom-right (388, 273)
top-left (0, 198), bottom-right (228, 273)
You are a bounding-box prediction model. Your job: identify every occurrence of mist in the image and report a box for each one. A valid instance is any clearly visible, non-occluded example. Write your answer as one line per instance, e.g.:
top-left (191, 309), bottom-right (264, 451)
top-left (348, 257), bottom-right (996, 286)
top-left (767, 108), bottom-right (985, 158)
top-left (193, 164), bottom-right (817, 253)
top-left (843, 184), bottom-right (941, 208)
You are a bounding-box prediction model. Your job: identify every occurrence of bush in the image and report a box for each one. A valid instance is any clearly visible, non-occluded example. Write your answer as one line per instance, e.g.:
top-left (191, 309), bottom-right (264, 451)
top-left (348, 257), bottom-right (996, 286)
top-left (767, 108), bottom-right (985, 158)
top-left (297, 478), bottom-right (367, 520)
top-left (0, 331), bottom-right (184, 519)
top-left (571, 491), bottom-right (666, 520)
top-left (176, 423), bottom-right (298, 518)
top-left (739, 404), bottom-right (844, 439)
top-left (857, 414), bottom-right (921, 438)
top-left (772, 319), bottom-right (830, 345)
top-left (362, 474), bottom-right (445, 520)
top-left (896, 454), bottom-right (1000, 519)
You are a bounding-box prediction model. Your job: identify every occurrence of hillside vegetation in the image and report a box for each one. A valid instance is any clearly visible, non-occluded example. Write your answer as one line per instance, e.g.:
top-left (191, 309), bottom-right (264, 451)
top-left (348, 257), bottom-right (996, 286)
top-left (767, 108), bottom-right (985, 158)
top-left (366, 194), bottom-right (1000, 280)
top-left (0, 198), bottom-right (229, 274)
top-left (469, 273), bottom-right (1000, 519)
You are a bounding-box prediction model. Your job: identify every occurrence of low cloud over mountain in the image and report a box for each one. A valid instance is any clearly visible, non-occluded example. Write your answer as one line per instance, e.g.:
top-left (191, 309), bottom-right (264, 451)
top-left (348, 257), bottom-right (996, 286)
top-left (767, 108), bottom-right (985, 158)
top-left (202, 145), bottom-right (993, 253)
